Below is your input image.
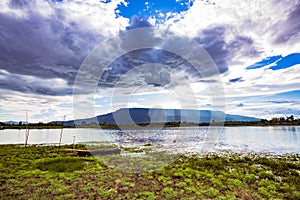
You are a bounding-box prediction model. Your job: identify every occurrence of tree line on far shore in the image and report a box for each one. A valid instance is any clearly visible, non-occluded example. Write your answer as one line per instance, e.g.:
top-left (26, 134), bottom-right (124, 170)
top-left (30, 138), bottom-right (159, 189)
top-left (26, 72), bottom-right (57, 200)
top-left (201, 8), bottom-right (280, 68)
top-left (0, 115), bottom-right (299, 130)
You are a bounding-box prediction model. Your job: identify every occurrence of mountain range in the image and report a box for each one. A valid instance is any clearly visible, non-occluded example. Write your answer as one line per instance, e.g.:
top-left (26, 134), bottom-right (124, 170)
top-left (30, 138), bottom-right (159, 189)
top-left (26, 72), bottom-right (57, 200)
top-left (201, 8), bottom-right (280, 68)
top-left (60, 108), bottom-right (260, 126)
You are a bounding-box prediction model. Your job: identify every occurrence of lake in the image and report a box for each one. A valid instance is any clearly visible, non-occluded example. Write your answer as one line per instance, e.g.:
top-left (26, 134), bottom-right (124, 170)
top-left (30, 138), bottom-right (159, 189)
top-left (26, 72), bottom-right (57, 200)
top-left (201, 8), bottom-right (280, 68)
top-left (0, 126), bottom-right (299, 155)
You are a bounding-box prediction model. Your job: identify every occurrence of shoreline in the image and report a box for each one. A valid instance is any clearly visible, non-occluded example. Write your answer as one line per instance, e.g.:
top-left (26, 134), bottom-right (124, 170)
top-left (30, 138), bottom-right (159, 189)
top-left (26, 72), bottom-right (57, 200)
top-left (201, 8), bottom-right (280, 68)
top-left (1, 123), bottom-right (300, 130)
top-left (1, 143), bottom-right (300, 157)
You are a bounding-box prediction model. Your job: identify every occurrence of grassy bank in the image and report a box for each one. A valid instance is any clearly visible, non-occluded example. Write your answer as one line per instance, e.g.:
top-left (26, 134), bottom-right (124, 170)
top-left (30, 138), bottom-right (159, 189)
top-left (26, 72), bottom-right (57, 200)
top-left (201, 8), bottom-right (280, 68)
top-left (0, 145), bottom-right (299, 199)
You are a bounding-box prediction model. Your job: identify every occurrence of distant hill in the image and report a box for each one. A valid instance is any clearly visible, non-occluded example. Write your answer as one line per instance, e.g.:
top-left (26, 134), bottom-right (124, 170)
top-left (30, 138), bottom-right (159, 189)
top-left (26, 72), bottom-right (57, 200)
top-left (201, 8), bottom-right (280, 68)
top-left (4, 121), bottom-right (29, 125)
top-left (61, 108), bottom-right (260, 126)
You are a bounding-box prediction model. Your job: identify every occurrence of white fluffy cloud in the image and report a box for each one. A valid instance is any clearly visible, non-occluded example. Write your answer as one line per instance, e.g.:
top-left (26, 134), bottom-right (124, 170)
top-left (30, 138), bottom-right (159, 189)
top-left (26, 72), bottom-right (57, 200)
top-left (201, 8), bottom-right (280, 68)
top-left (159, 0), bottom-right (300, 119)
top-left (167, 0), bottom-right (300, 60)
top-left (0, 0), bottom-right (299, 121)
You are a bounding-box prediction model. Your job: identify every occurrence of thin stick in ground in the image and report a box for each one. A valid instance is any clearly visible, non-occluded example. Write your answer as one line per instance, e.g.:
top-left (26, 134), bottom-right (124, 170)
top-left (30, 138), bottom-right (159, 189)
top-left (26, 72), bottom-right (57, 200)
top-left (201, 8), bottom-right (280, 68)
top-left (24, 110), bottom-right (29, 147)
top-left (58, 115), bottom-right (66, 149)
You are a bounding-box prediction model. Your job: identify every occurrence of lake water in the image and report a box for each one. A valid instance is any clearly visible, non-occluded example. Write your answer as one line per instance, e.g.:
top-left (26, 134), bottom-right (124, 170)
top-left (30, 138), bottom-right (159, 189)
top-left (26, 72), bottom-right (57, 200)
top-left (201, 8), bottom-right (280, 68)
top-left (0, 126), bottom-right (299, 155)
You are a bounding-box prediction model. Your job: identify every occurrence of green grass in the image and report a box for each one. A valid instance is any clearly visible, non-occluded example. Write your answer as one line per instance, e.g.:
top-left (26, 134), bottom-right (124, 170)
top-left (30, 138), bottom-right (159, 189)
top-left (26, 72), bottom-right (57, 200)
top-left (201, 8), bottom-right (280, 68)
top-left (35, 157), bottom-right (88, 172)
top-left (0, 145), bottom-right (299, 199)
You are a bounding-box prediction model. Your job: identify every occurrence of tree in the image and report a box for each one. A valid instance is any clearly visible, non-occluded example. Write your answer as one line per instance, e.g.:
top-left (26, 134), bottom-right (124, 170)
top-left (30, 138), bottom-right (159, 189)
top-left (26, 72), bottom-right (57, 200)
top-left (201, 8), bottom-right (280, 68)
top-left (271, 117), bottom-right (279, 123)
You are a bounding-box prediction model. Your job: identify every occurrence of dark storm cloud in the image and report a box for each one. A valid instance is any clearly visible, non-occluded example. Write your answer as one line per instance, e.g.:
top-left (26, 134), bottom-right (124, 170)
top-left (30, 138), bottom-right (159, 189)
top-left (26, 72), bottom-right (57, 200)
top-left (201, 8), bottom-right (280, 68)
top-left (274, 1), bottom-right (300, 44)
top-left (195, 26), bottom-right (260, 74)
top-left (98, 48), bottom-right (194, 88)
top-left (97, 24), bottom-right (235, 89)
top-left (9, 0), bottom-right (30, 8)
top-left (0, 1), bottom-right (103, 95)
top-left (126, 15), bottom-right (152, 30)
top-left (194, 26), bottom-right (229, 74)
top-left (0, 14), bottom-right (78, 75)
top-left (1, 1), bottom-right (251, 96)
top-left (0, 12), bottom-right (96, 74)
top-left (228, 35), bottom-right (261, 58)
top-left (194, 26), bottom-right (260, 74)
top-left (0, 70), bottom-right (72, 95)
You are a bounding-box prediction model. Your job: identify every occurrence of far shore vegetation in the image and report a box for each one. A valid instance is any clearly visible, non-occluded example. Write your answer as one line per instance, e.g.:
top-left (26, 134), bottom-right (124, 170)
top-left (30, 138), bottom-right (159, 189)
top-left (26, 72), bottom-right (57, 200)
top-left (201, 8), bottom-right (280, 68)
top-left (0, 115), bottom-right (299, 130)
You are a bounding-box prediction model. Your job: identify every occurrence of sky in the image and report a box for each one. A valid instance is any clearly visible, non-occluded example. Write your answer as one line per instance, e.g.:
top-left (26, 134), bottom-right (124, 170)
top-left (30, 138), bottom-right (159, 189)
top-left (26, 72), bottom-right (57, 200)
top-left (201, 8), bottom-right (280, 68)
top-left (0, 0), bottom-right (300, 122)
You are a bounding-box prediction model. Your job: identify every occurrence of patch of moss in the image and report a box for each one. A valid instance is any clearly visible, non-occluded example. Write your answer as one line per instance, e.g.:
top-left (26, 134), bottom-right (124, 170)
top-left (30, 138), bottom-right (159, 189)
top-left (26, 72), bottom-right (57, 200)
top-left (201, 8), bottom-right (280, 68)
top-left (35, 157), bottom-right (88, 172)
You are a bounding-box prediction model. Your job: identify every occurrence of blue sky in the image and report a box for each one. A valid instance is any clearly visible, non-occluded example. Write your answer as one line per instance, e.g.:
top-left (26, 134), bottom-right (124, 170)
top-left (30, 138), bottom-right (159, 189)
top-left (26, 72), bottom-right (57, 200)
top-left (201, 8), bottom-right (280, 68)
top-left (115, 0), bottom-right (193, 23)
top-left (0, 0), bottom-right (299, 122)
top-left (247, 54), bottom-right (300, 70)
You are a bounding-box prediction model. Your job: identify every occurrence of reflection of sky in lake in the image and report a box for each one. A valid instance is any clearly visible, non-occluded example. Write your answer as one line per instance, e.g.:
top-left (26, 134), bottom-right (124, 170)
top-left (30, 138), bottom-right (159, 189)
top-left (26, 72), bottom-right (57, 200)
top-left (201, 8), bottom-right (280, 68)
top-left (0, 126), bottom-right (300, 154)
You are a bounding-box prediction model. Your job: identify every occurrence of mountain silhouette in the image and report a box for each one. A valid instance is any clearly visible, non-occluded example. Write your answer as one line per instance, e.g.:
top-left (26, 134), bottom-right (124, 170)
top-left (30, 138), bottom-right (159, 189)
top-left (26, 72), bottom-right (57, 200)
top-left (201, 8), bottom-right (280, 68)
top-left (61, 108), bottom-right (260, 126)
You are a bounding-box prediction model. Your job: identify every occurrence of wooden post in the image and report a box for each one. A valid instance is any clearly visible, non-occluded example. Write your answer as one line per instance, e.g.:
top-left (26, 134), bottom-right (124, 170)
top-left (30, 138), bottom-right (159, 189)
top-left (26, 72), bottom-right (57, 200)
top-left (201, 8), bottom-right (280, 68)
top-left (73, 136), bottom-right (76, 152)
top-left (24, 110), bottom-right (29, 147)
top-left (58, 115), bottom-right (66, 149)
